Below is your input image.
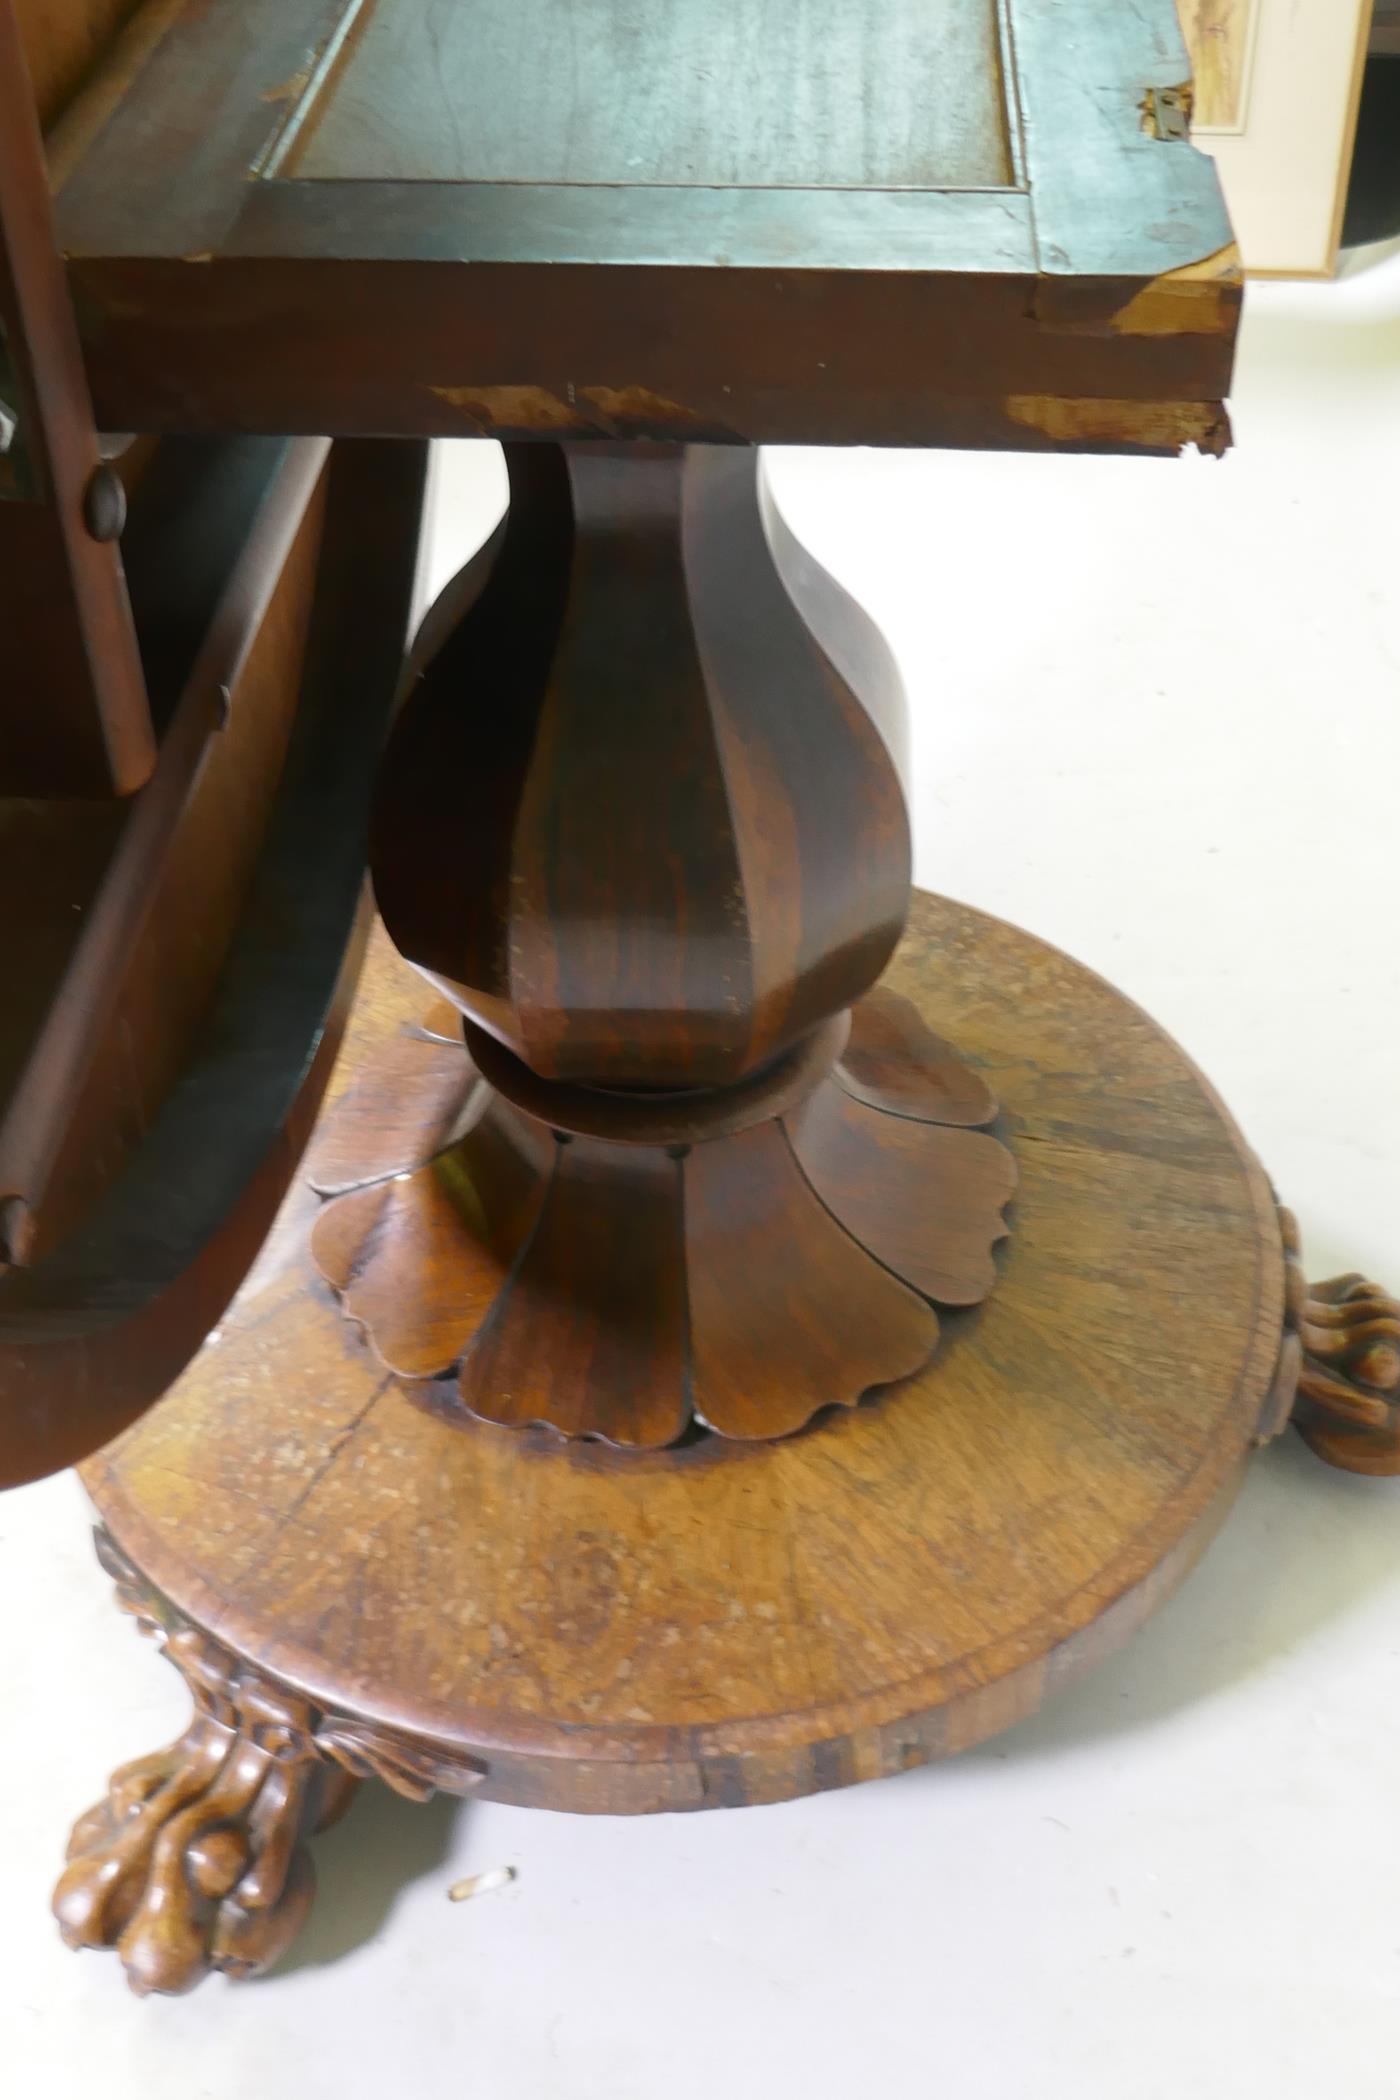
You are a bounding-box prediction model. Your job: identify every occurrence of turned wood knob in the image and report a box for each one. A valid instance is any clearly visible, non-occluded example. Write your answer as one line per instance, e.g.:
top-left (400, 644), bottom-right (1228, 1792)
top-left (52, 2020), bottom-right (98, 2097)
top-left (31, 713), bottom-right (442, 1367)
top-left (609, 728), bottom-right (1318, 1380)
top-left (371, 443), bottom-right (911, 1091)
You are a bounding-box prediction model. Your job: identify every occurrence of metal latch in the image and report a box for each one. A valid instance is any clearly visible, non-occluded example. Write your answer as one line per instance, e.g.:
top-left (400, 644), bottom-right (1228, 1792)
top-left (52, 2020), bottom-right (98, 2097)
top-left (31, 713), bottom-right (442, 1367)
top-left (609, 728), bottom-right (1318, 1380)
top-left (1143, 84), bottom-right (1192, 142)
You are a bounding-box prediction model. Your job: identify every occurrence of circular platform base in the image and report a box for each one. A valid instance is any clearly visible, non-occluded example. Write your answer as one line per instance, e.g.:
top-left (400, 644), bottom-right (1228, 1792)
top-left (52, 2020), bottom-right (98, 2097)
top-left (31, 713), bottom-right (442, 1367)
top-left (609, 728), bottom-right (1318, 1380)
top-left (82, 893), bottom-right (1285, 1816)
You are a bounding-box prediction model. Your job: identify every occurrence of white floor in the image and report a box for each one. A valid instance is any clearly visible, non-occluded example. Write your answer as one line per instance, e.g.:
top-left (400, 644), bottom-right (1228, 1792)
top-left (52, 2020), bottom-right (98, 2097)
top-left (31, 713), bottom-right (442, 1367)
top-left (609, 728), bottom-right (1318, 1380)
top-left (5, 252), bottom-right (1400, 2097)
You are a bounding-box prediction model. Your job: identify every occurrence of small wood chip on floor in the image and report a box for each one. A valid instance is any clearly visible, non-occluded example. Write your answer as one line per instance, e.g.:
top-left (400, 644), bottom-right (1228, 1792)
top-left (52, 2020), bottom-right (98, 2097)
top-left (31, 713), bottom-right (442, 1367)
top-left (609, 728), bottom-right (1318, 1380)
top-left (448, 1865), bottom-right (517, 1903)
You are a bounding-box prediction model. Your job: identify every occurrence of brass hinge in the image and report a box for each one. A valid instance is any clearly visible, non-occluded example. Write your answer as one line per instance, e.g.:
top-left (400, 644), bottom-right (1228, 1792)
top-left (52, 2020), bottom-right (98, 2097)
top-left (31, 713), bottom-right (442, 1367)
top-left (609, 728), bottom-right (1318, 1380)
top-left (1142, 83), bottom-right (1193, 142)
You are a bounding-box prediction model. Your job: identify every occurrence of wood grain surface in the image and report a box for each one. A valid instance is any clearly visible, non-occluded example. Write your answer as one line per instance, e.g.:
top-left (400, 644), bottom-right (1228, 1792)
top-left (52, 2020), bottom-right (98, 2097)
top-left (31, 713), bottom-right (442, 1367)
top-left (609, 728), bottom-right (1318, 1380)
top-left (304, 1006), bottom-right (1011, 1450)
top-left (0, 443), bottom-right (327, 1271)
top-left (12, 0), bottom-right (143, 127)
top-left (0, 0), bottom-right (154, 797)
top-left (49, 0), bottom-right (1239, 449)
top-left (85, 892), bottom-right (1284, 1813)
top-left (361, 438), bottom-right (1015, 1449)
top-left (288, 0), bottom-right (1013, 190)
top-left (372, 444), bottom-right (911, 1091)
top-left (1177, 0), bottom-right (1256, 131)
top-left (0, 443), bottom-right (427, 1490)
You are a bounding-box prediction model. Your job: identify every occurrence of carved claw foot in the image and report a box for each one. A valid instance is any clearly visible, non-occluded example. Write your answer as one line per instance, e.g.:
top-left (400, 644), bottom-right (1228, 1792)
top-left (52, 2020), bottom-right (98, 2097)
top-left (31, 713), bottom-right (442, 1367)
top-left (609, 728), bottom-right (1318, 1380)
top-left (54, 1531), bottom-right (484, 1994)
top-left (1269, 1209), bottom-right (1400, 1476)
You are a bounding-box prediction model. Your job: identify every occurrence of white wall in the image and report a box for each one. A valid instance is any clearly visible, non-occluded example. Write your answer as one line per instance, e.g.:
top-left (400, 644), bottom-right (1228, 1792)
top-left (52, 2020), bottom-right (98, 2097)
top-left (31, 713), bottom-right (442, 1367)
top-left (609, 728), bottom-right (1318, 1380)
top-left (1195, 0), bottom-right (1372, 275)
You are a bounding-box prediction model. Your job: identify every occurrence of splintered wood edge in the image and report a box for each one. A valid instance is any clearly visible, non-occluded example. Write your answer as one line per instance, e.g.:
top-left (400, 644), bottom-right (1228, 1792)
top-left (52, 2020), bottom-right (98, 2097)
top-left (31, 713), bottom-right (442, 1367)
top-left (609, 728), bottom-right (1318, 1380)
top-left (1000, 394), bottom-right (1232, 457)
top-left (1110, 243), bottom-right (1244, 339)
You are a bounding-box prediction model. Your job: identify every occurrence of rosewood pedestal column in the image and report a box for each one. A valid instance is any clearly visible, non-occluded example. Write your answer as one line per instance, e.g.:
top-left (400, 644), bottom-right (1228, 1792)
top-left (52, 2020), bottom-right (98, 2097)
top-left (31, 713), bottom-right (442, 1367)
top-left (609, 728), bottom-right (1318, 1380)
top-left (344, 443), bottom-right (1015, 1447)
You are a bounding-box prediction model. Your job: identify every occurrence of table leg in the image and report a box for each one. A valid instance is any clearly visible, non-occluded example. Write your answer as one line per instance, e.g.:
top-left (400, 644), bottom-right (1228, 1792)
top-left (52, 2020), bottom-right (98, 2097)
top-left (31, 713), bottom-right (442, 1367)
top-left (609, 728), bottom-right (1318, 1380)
top-left (1276, 1209), bottom-right (1400, 1474)
top-left (54, 1530), bottom-right (481, 1995)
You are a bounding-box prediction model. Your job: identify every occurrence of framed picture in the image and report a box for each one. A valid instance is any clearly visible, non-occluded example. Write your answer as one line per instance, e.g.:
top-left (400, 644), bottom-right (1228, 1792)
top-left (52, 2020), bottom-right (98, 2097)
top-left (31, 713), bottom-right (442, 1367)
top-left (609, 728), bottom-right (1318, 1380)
top-left (1179, 0), bottom-right (1375, 276)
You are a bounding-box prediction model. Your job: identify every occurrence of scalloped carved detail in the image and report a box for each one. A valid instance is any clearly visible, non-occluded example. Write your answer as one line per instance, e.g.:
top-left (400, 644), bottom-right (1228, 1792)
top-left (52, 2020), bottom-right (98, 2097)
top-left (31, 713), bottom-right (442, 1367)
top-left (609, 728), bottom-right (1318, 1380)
top-left (684, 1118), bottom-right (939, 1441)
top-left (304, 1005), bottom-right (480, 1197)
top-left (457, 1134), bottom-right (694, 1444)
top-left (1274, 1208), bottom-right (1400, 1476)
top-left (54, 1531), bottom-right (485, 1995)
top-left (311, 989), bottom-right (1015, 1449)
top-left (836, 985), bottom-right (999, 1127)
top-left (787, 1080), bottom-right (1016, 1307)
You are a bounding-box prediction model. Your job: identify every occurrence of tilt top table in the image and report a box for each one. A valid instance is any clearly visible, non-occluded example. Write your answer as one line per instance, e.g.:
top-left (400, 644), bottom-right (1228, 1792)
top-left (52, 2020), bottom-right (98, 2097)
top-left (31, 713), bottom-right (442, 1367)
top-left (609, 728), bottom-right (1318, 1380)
top-left (0, 0), bottom-right (1394, 1998)
top-left (49, 0), bottom-right (1239, 451)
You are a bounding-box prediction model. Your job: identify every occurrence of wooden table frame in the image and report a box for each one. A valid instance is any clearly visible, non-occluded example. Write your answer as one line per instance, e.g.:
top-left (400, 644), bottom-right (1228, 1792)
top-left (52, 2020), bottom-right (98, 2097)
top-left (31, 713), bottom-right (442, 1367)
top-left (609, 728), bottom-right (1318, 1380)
top-left (11, 0), bottom-right (1398, 2004)
top-left (54, 0), bottom-right (1239, 448)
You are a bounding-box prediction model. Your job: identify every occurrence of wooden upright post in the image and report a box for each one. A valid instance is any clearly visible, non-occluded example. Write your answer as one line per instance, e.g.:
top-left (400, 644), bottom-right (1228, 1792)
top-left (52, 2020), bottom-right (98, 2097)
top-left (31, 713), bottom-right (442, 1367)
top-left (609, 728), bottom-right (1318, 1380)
top-left (0, 0), bottom-right (153, 796)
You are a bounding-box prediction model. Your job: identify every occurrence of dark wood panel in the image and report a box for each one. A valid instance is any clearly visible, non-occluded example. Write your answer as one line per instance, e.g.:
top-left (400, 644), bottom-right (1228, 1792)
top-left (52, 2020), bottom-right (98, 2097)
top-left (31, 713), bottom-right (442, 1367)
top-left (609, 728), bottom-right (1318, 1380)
top-left (0, 440), bottom-right (429, 1489)
top-left (0, 439), bottom-right (292, 1147)
top-left (0, 802), bottom-right (127, 1128)
top-left (0, 0), bottom-right (154, 796)
top-left (0, 438), bottom-right (323, 1268)
top-left (288, 0), bottom-right (1014, 190)
top-left (241, 168), bottom-right (1038, 274)
top-left (49, 0), bottom-right (1240, 450)
top-left (27, 473), bottom-right (327, 1265)
top-left (66, 249), bottom-right (1237, 454)
top-left (12, 0), bottom-right (144, 126)
top-left (120, 436), bottom-right (305, 733)
top-left (371, 444), bottom-right (910, 1090)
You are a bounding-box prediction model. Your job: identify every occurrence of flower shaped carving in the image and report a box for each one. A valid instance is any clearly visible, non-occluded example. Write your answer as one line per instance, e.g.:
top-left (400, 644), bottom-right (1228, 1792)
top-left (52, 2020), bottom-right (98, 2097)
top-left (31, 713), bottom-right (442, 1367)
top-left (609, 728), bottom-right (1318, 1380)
top-left (308, 987), bottom-right (1016, 1448)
